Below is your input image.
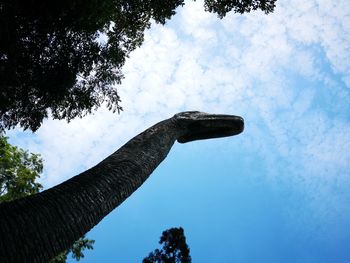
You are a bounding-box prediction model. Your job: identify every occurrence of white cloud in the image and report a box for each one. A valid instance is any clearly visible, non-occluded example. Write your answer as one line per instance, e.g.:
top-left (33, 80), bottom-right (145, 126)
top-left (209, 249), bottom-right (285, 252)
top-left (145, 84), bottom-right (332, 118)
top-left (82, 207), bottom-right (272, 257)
top-left (282, 0), bottom-right (350, 85)
top-left (7, 0), bottom-right (350, 216)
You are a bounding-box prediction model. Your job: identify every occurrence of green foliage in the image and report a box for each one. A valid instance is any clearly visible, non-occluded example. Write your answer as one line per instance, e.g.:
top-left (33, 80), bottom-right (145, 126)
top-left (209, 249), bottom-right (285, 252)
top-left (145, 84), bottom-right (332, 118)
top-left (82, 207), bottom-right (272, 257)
top-left (49, 236), bottom-right (95, 263)
top-left (0, 135), bottom-right (94, 262)
top-left (143, 227), bottom-right (191, 263)
top-left (204, 0), bottom-right (277, 18)
top-left (0, 0), bottom-right (276, 132)
top-left (0, 135), bottom-right (43, 202)
top-left (0, 0), bottom-right (185, 131)
top-left (70, 236), bottom-right (95, 261)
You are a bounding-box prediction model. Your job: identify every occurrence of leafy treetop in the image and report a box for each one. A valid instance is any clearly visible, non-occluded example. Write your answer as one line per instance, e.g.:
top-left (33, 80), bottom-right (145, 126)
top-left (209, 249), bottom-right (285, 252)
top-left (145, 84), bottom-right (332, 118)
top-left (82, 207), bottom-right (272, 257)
top-left (0, 135), bottom-right (43, 201)
top-left (143, 227), bottom-right (191, 263)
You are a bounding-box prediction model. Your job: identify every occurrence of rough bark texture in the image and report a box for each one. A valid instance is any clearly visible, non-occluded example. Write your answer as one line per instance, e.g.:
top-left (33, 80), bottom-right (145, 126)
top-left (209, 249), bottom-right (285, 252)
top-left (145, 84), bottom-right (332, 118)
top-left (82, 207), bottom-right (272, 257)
top-left (0, 112), bottom-right (243, 262)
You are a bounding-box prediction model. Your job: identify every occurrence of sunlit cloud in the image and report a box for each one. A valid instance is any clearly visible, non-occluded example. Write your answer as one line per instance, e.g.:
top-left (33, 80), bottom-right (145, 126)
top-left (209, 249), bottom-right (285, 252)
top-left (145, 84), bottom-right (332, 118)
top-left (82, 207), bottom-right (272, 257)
top-left (7, 0), bottom-right (350, 209)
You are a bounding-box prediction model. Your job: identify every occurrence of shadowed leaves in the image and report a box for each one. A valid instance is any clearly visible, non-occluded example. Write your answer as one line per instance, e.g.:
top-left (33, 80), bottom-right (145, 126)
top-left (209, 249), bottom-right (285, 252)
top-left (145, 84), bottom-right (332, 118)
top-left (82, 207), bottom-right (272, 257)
top-left (0, 0), bottom-right (275, 131)
top-left (143, 227), bottom-right (191, 263)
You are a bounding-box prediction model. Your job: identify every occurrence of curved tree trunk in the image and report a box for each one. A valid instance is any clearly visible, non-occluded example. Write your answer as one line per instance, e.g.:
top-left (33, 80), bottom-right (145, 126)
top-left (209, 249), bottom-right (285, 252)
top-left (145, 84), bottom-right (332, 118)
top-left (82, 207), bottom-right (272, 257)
top-left (0, 112), bottom-right (243, 262)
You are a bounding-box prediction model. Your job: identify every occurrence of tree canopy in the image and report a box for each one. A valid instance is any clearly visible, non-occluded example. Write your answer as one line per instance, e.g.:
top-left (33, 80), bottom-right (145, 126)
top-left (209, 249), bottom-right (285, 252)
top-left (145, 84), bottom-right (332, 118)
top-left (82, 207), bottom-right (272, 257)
top-left (0, 135), bottom-right (43, 201)
top-left (204, 0), bottom-right (276, 18)
top-left (0, 135), bottom-right (94, 262)
top-left (143, 227), bottom-right (191, 263)
top-left (0, 0), bottom-right (276, 131)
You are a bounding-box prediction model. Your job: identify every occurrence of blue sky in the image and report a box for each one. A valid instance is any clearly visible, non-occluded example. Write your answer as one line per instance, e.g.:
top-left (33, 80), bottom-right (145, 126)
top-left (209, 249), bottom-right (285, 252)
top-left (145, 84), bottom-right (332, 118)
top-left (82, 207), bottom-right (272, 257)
top-left (7, 0), bottom-right (350, 262)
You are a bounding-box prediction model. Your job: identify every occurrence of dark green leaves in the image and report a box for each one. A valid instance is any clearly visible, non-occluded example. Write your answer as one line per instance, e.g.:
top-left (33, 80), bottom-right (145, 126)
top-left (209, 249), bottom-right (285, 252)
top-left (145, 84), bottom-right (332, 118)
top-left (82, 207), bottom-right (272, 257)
top-left (143, 227), bottom-right (191, 263)
top-left (0, 0), bottom-right (276, 131)
top-left (0, 0), bottom-right (185, 131)
top-left (204, 0), bottom-right (277, 18)
top-left (0, 135), bottom-right (43, 202)
top-left (49, 236), bottom-right (95, 263)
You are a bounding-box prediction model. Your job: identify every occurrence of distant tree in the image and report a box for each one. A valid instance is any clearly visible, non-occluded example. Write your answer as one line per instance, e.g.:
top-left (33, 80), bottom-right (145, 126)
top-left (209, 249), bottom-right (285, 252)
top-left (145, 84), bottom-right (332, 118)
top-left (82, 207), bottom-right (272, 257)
top-left (0, 0), bottom-right (276, 131)
top-left (143, 227), bottom-right (191, 263)
top-left (0, 135), bottom-right (94, 262)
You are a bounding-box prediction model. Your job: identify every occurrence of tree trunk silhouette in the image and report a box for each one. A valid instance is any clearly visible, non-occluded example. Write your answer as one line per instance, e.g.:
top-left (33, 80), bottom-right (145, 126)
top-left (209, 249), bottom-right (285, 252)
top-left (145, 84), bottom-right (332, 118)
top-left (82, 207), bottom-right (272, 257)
top-left (0, 111), bottom-right (243, 262)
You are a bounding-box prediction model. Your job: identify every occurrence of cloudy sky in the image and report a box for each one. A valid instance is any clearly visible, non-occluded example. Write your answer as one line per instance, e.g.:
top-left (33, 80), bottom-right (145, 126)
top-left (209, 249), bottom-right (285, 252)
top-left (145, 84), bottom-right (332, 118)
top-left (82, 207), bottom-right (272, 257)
top-left (7, 0), bottom-right (350, 262)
